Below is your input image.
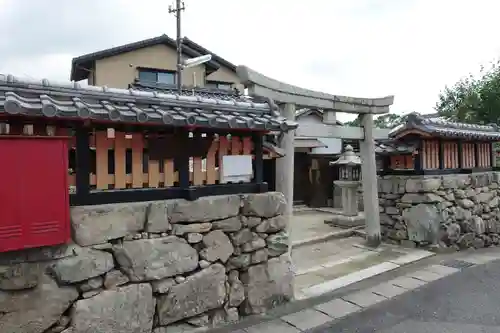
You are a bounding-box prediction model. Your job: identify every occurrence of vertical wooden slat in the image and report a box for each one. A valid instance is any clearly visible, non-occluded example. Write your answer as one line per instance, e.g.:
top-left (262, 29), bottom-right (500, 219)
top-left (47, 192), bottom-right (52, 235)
top-left (131, 133), bottom-right (144, 188)
top-left (242, 137), bottom-right (252, 155)
top-left (231, 136), bottom-right (242, 155)
top-left (218, 135), bottom-right (229, 182)
top-left (192, 156), bottom-right (203, 185)
top-left (114, 131), bottom-right (127, 189)
top-left (148, 158), bottom-right (160, 188)
top-left (164, 158), bottom-right (175, 186)
top-left (206, 139), bottom-right (218, 185)
top-left (95, 131), bottom-right (109, 190)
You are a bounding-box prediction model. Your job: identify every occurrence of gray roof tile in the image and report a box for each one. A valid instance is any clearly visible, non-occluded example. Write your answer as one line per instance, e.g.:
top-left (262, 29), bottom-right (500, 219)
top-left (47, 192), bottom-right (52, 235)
top-left (390, 113), bottom-right (500, 140)
top-left (0, 74), bottom-right (297, 132)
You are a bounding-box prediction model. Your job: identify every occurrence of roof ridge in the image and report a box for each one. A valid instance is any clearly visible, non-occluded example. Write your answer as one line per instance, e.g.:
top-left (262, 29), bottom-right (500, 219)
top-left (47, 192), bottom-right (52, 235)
top-left (0, 73), bottom-right (269, 109)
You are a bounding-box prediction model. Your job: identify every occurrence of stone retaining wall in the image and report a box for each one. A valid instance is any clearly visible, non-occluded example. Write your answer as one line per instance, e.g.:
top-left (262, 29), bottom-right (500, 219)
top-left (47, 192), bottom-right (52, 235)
top-left (378, 172), bottom-right (500, 250)
top-left (0, 192), bottom-right (293, 333)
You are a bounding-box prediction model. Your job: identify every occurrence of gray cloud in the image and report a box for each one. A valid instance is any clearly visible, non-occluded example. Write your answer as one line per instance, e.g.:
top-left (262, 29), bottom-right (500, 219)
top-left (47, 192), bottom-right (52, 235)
top-left (0, 0), bottom-right (150, 59)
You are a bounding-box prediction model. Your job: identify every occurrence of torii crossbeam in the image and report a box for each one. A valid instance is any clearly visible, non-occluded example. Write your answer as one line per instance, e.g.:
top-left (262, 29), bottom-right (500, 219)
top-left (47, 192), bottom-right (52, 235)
top-left (237, 65), bottom-right (395, 248)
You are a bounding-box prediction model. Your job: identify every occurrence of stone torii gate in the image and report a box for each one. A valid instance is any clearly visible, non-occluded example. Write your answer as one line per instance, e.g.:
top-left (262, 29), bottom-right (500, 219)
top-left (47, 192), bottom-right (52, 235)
top-left (237, 66), bottom-right (395, 247)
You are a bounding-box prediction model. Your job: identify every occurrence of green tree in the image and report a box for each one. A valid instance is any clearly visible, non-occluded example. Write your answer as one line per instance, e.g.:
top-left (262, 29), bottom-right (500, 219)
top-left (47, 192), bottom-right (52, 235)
top-left (345, 113), bottom-right (410, 129)
top-left (436, 59), bottom-right (500, 124)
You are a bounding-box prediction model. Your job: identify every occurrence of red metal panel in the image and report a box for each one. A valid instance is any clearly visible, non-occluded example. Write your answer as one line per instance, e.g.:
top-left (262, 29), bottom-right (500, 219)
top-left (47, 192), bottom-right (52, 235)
top-left (0, 137), bottom-right (70, 252)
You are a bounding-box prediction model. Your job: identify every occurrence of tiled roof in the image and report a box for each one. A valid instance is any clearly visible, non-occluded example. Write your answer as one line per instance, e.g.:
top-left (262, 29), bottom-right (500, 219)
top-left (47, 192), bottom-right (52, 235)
top-left (0, 74), bottom-right (297, 132)
top-left (390, 113), bottom-right (500, 140)
top-left (130, 81), bottom-right (243, 102)
top-left (375, 139), bottom-right (416, 155)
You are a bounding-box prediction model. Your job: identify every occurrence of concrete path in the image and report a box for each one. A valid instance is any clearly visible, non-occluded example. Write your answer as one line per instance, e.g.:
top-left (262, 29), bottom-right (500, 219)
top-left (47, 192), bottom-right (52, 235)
top-left (292, 236), bottom-right (434, 300)
top-left (234, 249), bottom-right (500, 333)
top-left (289, 210), bottom-right (434, 300)
top-left (290, 210), bottom-right (353, 246)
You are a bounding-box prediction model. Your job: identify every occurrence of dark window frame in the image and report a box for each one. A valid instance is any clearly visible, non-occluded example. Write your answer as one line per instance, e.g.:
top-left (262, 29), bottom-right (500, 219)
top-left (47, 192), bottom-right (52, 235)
top-left (137, 67), bottom-right (176, 85)
top-left (205, 80), bottom-right (233, 90)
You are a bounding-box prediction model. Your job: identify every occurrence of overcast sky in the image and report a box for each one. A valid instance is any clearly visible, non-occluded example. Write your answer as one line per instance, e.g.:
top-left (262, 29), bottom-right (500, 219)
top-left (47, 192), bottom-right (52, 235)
top-left (0, 0), bottom-right (498, 122)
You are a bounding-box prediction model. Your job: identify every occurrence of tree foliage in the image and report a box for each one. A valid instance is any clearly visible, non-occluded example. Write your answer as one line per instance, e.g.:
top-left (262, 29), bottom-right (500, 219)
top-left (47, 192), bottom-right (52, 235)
top-left (436, 59), bottom-right (500, 124)
top-left (345, 113), bottom-right (410, 129)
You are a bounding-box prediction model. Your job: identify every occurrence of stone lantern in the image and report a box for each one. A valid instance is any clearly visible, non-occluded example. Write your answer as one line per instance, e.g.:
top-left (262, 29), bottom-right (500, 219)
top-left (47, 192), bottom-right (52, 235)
top-left (325, 145), bottom-right (365, 227)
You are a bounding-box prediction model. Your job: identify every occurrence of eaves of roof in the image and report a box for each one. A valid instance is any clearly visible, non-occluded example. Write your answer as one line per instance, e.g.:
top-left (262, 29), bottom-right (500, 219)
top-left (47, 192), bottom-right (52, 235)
top-left (390, 113), bottom-right (500, 140)
top-left (70, 35), bottom-right (221, 82)
top-left (0, 74), bottom-right (298, 133)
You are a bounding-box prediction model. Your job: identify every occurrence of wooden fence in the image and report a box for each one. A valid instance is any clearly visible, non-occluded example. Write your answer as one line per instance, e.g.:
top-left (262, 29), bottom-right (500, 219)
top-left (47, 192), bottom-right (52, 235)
top-left (0, 123), bottom-right (267, 192)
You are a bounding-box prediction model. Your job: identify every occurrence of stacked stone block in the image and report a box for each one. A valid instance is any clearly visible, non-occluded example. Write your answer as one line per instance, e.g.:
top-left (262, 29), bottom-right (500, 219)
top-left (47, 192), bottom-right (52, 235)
top-left (0, 192), bottom-right (293, 333)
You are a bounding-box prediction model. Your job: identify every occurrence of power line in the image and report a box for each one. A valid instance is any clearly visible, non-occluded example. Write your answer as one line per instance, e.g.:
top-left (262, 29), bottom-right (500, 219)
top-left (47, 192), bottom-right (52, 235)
top-left (168, 0), bottom-right (185, 93)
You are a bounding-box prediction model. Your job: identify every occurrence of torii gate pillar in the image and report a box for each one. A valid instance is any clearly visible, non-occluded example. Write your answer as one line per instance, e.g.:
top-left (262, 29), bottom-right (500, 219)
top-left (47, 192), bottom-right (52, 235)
top-left (359, 113), bottom-right (380, 246)
top-left (275, 103), bottom-right (295, 254)
top-left (237, 66), bottom-right (394, 248)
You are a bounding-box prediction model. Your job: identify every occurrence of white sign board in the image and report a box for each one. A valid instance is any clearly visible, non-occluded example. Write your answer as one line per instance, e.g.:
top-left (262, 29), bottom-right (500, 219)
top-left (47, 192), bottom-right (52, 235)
top-left (221, 155), bottom-right (253, 183)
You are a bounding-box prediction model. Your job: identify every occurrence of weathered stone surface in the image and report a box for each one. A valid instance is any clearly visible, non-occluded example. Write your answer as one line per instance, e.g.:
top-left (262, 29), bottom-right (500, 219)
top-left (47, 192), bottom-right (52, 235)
top-left (0, 244), bottom-right (79, 265)
top-left (211, 217), bottom-right (242, 232)
top-left (0, 262), bottom-right (41, 291)
top-left (404, 204), bottom-right (441, 243)
top-left (241, 216), bottom-right (261, 228)
top-left (187, 314), bottom-right (210, 327)
top-left (78, 276), bottom-right (103, 292)
top-left (157, 264), bottom-right (227, 325)
top-left (227, 254), bottom-right (251, 270)
top-left (186, 233), bottom-right (203, 243)
top-left (172, 223), bottom-right (212, 236)
top-left (241, 237), bottom-right (266, 253)
top-left (113, 237), bottom-right (198, 281)
top-left (71, 283), bottom-right (154, 333)
top-left (210, 307), bottom-right (239, 327)
top-left (242, 192), bottom-right (286, 218)
top-left (0, 274), bottom-right (78, 333)
top-left (151, 278), bottom-right (175, 294)
top-left (240, 255), bottom-right (293, 314)
top-left (266, 231), bottom-right (289, 257)
top-left (145, 201), bottom-right (170, 233)
top-left (405, 178), bottom-right (441, 193)
top-left (199, 230), bottom-right (234, 263)
top-left (71, 203), bottom-right (148, 246)
top-left (49, 316), bottom-right (71, 333)
top-left (103, 270), bottom-right (129, 289)
top-left (230, 228), bottom-right (253, 246)
top-left (168, 195), bottom-right (241, 223)
top-left (153, 324), bottom-right (208, 333)
top-left (50, 248), bottom-right (114, 284)
top-left (254, 215), bottom-right (287, 233)
top-left (401, 193), bottom-right (444, 204)
top-left (82, 289), bottom-right (102, 298)
top-left (228, 278), bottom-right (245, 307)
top-left (251, 249), bottom-right (269, 264)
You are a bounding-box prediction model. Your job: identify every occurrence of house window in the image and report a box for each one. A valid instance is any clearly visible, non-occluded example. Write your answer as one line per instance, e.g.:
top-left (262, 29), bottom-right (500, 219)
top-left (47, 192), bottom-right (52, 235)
top-left (138, 69), bottom-right (175, 85)
top-left (206, 81), bottom-right (232, 90)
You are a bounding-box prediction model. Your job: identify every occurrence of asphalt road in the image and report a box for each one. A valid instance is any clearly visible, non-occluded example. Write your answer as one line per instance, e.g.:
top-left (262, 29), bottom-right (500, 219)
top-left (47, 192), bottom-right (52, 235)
top-left (310, 259), bottom-right (500, 333)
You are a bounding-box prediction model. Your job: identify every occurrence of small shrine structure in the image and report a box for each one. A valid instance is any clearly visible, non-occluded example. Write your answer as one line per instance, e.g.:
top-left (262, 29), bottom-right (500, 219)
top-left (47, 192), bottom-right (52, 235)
top-left (378, 113), bottom-right (500, 175)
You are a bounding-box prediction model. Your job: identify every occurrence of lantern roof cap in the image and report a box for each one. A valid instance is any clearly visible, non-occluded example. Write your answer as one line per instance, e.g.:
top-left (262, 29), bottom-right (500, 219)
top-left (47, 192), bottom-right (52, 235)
top-left (330, 145), bottom-right (362, 166)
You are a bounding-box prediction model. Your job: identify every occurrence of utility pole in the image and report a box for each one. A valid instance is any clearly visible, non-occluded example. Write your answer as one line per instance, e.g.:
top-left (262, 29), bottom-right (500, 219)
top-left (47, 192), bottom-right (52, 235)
top-left (169, 0), bottom-right (185, 93)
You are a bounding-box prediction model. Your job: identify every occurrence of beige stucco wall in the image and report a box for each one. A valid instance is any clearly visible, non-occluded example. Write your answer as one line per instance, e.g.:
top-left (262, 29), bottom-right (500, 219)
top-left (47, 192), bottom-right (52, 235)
top-left (206, 66), bottom-right (243, 92)
top-left (92, 44), bottom-right (240, 90)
